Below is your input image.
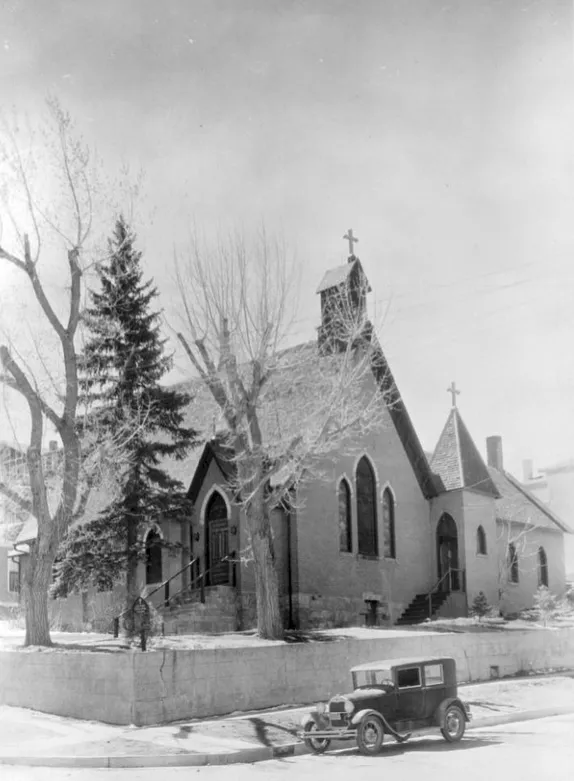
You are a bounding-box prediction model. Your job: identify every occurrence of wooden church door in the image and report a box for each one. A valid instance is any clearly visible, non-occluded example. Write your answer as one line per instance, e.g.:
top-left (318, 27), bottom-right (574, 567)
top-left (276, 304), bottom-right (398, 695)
top-left (205, 491), bottom-right (230, 586)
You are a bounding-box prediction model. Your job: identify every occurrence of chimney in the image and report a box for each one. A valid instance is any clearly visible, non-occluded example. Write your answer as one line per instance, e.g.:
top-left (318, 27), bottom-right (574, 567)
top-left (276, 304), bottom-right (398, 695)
top-left (486, 436), bottom-right (503, 471)
top-left (522, 459), bottom-right (534, 483)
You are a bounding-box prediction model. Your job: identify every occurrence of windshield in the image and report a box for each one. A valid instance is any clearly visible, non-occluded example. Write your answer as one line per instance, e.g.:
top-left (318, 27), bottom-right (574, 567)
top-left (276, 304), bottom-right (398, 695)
top-left (353, 669), bottom-right (394, 689)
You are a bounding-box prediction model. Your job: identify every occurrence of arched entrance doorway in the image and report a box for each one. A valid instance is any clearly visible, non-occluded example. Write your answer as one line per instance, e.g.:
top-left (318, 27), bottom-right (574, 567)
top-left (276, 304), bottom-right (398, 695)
top-left (205, 491), bottom-right (230, 586)
top-left (145, 529), bottom-right (163, 585)
top-left (436, 513), bottom-right (460, 591)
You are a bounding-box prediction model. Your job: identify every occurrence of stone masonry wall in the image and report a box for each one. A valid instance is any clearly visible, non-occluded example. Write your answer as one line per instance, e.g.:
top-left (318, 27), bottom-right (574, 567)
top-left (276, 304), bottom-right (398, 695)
top-left (2, 627), bottom-right (574, 726)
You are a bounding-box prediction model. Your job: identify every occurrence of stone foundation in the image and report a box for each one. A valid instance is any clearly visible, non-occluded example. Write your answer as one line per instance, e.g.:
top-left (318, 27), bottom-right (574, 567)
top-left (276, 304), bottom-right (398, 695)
top-left (294, 592), bottom-right (403, 629)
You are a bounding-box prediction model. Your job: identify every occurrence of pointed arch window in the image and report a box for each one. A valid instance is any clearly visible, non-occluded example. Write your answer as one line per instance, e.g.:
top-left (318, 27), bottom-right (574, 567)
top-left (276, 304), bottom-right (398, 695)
top-left (356, 456), bottom-right (378, 557)
top-left (338, 478), bottom-right (352, 553)
top-left (508, 543), bottom-right (519, 584)
top-left (538, 547), bottom-right (549, 587)
top-left (145, 528), bottom-right (163, 585)
top-left (382, 488), bottom-right (396, 559)
top-left (476, 525), bottom-right (487, 556)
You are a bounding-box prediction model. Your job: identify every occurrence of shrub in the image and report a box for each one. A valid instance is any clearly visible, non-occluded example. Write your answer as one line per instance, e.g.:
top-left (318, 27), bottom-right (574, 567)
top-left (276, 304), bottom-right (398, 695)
top-left (470, 591), bottom-right (491, 621)
top-left (533, 586), bottom-right (558, 626)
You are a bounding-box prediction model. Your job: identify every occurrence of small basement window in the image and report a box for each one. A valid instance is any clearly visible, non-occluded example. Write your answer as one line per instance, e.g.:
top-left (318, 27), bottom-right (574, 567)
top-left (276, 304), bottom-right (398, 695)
top-left (397, 667), bottom-right (421, 688)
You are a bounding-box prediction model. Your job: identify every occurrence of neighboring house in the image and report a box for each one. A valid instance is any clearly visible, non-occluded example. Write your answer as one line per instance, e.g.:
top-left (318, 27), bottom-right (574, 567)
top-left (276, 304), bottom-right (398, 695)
top-left (522, 459), bottom-right (574, 582)
top-left (0, 523), bottom-right (21, 608)
top-left (10, 247), bottom-right (573, 630)
top-left (0, 443), bottom-right (27, 609)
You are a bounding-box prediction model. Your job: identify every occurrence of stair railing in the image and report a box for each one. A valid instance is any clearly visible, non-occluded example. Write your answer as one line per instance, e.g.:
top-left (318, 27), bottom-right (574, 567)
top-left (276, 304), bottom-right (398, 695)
top-left (161, 551), bottom-right (238, 612)
top-left (111, 556), bottom-right (200, 638)
top-left (426, 567), bottom-right (466, 620)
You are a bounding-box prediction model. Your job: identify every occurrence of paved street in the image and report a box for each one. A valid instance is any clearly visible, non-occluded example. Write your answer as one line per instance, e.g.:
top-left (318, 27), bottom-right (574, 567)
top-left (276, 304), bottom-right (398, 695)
top-left (3, 714), bottom-right (574, 781)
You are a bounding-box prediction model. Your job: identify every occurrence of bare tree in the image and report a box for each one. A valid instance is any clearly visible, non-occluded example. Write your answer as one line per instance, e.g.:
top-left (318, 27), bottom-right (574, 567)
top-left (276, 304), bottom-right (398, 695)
top-left (174, 230), bottom-right (391, 639)
top-left (0, 100), bottom-right (100, 645)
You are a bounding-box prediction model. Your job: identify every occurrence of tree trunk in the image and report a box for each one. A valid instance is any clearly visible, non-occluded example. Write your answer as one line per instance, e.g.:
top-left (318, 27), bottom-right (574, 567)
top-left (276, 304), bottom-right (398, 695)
top-left (246, 485), bottom-right (284, 640)
top-left (22, 564), bottom-right (52, 646)
top-left (123, 513), bottom-right (140, 638)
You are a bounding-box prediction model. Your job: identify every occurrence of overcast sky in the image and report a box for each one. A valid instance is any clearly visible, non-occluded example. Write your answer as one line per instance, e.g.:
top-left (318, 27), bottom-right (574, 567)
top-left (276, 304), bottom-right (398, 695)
top-left (1, 0), bottom-right (573, 482)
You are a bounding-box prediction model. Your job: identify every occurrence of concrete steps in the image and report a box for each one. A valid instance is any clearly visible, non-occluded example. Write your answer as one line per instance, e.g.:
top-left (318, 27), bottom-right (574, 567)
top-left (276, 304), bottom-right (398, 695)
top-left (395, 590), bottom-right (449, 626)
top-left (161, 585), bottom-right (239, 635)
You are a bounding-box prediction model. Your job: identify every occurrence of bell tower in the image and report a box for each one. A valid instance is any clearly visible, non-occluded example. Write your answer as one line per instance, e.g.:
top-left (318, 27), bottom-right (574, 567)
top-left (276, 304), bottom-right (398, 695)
top-left (315, 229), bottom-right (371, 353)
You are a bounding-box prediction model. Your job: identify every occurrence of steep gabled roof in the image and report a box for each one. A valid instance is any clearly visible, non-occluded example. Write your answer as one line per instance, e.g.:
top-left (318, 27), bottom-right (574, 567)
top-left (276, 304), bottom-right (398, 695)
top-left (316, 258), bottom-right (372, 294)
top-left (166, 332), bottom-right (438, 501)
top-left (490, 467), bottom-right (573, 534)
top-left (187, 439), bottom-right (236, 504)
top-left (430, 408), bottom-right (499, 498)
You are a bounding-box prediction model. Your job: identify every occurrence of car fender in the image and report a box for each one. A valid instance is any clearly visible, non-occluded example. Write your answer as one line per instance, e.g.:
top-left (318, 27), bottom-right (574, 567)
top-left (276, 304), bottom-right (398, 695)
top-left (350, 708), bottom-right (382, 727)
top-left (351, 709), bottom-right (411, 742)
top-left (433, 697), bottom-right (470, 726)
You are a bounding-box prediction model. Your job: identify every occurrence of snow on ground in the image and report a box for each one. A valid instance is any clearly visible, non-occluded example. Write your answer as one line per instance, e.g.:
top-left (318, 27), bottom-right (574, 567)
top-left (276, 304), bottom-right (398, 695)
top-left (0, 621), bottom-right (442, 652)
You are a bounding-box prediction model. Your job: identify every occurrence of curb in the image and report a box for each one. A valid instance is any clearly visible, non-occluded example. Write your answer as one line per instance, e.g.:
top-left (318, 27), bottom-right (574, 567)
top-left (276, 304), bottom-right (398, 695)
top-left (1, 705), bottom-right (573, 768)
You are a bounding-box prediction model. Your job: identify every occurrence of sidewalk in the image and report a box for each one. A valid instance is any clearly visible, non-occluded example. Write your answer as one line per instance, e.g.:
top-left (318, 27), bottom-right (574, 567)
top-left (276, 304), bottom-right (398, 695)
top-left (1, 674), bottom-right (573, 768)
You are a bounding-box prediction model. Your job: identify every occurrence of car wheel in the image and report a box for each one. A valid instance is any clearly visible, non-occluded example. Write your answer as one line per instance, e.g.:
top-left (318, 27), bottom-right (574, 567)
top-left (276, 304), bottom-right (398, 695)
top-left (356, 715), bottom-right (385, 755)
top-left (303, 721), bottom-right (331, 754)
top-left (440, 704), bottom-right (466, 742)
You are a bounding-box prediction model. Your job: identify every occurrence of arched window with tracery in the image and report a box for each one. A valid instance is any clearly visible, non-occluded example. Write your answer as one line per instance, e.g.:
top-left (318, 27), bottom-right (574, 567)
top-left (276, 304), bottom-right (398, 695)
top-left (356, 456), bottom-right (378, 557)
top-left (538, 547), bottom-right (548, 587)
top-left (382, 488), bottom-right (396, 559)
top-left (476, 525), bottom-right (487, 556)
top-left (338, 478), bottom-right (352, 552)
top-left (508, 543), bottom-right (519, 584)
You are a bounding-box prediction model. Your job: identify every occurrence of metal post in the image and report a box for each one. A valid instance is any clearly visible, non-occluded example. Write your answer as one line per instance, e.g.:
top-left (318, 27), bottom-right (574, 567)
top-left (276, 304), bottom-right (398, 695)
top-left (141, 629), bottom-right (147, 652)
top-left (113, 617), bottom-right (119, 638)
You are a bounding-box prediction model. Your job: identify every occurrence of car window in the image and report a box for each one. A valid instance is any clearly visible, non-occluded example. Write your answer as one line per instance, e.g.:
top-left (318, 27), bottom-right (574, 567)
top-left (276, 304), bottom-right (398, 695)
top-left (397, 667), bottom-right (421, 688)
top-left (424, 663), bottom-right (444, 686)
top-left (353, 669), bottom-right (393, 688)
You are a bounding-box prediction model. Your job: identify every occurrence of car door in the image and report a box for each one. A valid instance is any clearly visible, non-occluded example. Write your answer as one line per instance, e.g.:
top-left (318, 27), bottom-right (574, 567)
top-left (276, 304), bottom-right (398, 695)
top-left (423, 662), bottom-right (446, 720)
top-left (395, 666), bottom-right (424, 724)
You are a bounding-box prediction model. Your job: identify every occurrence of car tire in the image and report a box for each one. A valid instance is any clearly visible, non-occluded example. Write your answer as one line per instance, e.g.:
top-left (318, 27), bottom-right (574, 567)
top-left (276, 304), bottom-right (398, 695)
top-left (440, 704), bottom-right (466, 742)
top-left (303, 721), bottom-right (331, 754)
top-left (356, 714), bottom-right (385, 756)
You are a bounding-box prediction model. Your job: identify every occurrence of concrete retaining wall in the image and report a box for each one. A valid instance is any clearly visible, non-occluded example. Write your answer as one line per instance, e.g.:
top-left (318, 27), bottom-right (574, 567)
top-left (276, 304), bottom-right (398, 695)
top-left (0, 650), bottom-right (135, 723)
top-left (1, 627), bottom-right (574, 726)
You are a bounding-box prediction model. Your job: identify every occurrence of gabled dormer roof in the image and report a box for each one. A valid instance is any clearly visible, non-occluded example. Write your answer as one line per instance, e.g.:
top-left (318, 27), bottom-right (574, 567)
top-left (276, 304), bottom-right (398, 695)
top-left (430, 407), bottom-right (500, 498)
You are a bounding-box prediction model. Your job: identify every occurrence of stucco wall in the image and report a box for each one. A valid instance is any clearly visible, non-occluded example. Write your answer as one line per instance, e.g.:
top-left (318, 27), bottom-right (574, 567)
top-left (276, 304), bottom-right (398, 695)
top-left (461, 490), bottom-right (500, 608)
top-left (294, 400), bottom-right (432, 627)
top-left (2, 627), bottom-right (574, 726)
top-left (498, 521), bottom-right (566, 614)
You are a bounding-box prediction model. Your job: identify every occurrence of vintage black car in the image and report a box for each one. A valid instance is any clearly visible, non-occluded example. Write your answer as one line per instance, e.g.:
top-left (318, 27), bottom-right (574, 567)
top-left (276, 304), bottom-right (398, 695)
top-left (299, 656), bottom-right (471, 755)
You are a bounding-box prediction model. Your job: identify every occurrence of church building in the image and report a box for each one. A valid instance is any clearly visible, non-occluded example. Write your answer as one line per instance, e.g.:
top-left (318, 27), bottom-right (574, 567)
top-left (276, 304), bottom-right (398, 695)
top-left (11, 236), bottom-right (572, 632)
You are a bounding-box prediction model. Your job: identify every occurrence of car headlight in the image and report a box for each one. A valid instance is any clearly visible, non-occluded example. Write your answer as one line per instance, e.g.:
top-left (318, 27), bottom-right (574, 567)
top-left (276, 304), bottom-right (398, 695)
top-left (344, 700), bottom-right (354, 714)
top-left (316, 702), bottom-right (326, 715)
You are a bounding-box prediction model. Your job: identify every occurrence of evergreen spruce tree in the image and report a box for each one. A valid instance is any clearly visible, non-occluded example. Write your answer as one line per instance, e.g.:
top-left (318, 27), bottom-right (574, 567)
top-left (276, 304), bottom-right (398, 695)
top-left (53, 216), bottom-right (197, 608)
top-left (470, 591), bottom-right (491, 622)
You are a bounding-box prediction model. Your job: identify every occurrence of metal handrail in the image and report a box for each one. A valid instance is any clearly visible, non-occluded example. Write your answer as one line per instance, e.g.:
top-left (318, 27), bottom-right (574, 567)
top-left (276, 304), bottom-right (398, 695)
top-left (111, 556), bottom-right (200, 633)
top-left (163, 552), bottom-right (238, 611)
top-left (111, 551), bottom-right (239, 638)
top-left (427, 566), bottom-right (466, 619)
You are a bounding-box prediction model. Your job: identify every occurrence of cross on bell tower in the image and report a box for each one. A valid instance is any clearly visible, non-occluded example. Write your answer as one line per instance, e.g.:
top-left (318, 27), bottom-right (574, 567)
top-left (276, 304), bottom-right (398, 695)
top-left (447, 381), bottom-right (461, 408)
top-left (343, 228), bottom-right (359, 259)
